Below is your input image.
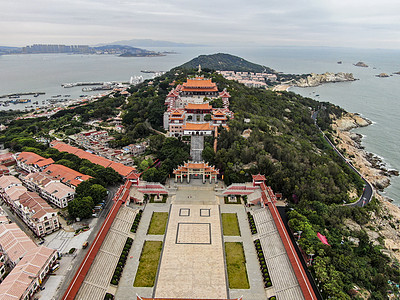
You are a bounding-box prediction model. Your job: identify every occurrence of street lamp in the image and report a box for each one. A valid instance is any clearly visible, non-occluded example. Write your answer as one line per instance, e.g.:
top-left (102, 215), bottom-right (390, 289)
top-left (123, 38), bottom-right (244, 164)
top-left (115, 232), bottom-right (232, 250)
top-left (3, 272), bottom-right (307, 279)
top-left (308, 253), bottom-right (315, 266)
top-left (297, 230), bottom-right (302, 241)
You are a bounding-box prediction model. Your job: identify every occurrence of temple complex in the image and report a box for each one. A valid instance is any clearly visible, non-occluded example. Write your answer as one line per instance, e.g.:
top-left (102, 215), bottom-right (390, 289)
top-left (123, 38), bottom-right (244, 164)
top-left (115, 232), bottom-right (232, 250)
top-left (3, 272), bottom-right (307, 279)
top-left (163, 77), bottom-right (232, 137)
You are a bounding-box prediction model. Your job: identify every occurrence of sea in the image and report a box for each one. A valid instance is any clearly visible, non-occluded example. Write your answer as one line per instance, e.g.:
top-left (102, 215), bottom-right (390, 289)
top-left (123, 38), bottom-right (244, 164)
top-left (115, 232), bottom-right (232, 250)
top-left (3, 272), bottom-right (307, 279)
top-left (1, 46), bottom-right (399, 204)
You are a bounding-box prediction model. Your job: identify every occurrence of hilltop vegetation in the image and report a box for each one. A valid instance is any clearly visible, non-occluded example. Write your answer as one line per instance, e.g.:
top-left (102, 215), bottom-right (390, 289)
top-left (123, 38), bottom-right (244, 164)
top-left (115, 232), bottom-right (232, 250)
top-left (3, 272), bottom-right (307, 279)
top-left (178, 53), bottom-right (274, 73)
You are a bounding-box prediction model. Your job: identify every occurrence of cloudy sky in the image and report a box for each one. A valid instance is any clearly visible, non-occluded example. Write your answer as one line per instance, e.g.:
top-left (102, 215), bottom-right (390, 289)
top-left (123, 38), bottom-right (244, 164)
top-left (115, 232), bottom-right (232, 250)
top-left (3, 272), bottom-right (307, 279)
top-left (2, 0), bottom-right (400, 49)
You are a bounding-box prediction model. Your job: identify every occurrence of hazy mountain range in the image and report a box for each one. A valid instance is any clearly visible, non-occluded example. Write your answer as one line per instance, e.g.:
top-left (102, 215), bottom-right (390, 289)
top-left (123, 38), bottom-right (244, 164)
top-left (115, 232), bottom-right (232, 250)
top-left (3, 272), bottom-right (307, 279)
top-left (96, 39), bottom-right (203, 47)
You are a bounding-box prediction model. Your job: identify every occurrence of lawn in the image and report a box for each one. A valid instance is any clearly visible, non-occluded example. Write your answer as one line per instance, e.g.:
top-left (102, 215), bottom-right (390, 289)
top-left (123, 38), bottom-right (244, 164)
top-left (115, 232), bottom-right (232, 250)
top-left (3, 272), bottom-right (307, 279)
top-left (225, 242), bottom-right (250, 289)
top-left (221, 213), bottom-right (241, 236)
top-left (147, 212), bottom-right (169, 235)
top-left (133, 241), bottom-right (163, 287)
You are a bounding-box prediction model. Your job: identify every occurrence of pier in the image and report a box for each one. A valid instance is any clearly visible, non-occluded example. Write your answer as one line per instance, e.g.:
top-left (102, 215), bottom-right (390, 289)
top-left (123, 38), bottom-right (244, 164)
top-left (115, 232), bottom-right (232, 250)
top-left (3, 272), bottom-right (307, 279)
top-left (0, 92), bottom-right (45, 99)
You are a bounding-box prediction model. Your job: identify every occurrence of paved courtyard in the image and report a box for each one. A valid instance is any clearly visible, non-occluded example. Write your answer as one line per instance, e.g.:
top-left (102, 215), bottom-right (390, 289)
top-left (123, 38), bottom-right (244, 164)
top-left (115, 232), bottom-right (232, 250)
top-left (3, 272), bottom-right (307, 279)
top-left (154, 204), bottom-right (228, 299)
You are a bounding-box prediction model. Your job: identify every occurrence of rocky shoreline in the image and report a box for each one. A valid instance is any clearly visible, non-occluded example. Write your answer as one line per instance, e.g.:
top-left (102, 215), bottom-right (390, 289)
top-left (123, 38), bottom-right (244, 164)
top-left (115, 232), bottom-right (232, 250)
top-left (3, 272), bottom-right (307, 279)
top-left (333, 113), bottom-right (400, 261)
top-left (332, 113), bottom-right (399, 191)
top-left (296, 72), bottom-right (356, 87)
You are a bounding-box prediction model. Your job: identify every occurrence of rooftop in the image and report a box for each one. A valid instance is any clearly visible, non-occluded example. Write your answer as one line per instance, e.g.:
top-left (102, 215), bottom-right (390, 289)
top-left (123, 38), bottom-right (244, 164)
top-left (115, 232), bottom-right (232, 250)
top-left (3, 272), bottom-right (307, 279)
top-left (0, 223), bottom-right (37, 263)
top-left (182, 123), bottom-right (213, 131)
top-left (0, 246), bottom-right (56, 300)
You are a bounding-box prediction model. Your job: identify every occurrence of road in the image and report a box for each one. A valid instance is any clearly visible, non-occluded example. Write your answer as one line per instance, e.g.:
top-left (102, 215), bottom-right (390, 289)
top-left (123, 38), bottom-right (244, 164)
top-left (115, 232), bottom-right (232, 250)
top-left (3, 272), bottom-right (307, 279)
top-left (53, 184), bottom-right (119, 299)
top-left (312, 110), bottom-right (373, 207)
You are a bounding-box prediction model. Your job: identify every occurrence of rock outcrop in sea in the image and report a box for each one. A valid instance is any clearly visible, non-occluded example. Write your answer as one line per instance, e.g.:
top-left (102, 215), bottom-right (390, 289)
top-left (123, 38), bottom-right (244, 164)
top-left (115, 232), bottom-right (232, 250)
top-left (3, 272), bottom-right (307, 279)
top-left (295, 72), bottom-right (355, 87)
top-left (354, 61), bottom-right (368, 67)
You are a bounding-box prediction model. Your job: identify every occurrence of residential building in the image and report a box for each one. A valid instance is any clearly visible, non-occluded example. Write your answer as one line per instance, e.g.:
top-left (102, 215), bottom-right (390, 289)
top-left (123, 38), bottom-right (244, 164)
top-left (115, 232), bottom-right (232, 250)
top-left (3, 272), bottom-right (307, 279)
top-left (15, 152), bottom-right (54, 173)
top-left (0, 223), bottom-right (37, 267)
top-left (42, 164), bottom-right (92, 188)
top-left (14, 192), bottom-right (60, 237)
top-left (22, 172), bottom-right (75, 208)
top-left (0, 153), bottom-right (16, 167)
top-left (0, 245), bottom-right (58, 300)
top-left (51, 141), bottom-right (136, 177)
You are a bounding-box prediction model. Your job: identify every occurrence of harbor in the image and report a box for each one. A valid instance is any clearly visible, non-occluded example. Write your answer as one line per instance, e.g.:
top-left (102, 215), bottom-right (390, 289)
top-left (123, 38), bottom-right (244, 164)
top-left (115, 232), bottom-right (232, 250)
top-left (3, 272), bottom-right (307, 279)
top-left (0, 92), bottom-right (45, 99)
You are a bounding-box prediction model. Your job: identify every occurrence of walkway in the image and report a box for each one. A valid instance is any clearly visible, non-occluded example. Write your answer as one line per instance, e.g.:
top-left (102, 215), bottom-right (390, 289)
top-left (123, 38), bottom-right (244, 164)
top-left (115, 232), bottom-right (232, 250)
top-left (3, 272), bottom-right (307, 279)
top-left (253, 208), bottom-right (305, 300)
top-left (154, 204), bottom-right (227, 299)
top-left (75, 206), bottom-right (138, 300)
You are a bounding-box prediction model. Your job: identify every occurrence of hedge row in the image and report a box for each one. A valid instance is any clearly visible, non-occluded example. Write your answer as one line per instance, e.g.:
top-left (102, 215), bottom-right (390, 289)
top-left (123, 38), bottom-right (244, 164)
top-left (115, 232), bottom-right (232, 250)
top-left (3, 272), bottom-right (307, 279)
top-left (131, 209), bottom-right (143, 233)
top-left (110, 237), bottom-right (133, 285)
top-left (254, 239), bottom-right (272, 288)
top-left (247, 212), bottom-right (257, 234)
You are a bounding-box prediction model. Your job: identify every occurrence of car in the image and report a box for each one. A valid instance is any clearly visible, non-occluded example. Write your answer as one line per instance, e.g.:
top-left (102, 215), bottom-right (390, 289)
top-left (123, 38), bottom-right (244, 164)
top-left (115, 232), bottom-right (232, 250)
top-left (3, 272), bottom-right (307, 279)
top-left (82, 241), bottom-right (89, 249)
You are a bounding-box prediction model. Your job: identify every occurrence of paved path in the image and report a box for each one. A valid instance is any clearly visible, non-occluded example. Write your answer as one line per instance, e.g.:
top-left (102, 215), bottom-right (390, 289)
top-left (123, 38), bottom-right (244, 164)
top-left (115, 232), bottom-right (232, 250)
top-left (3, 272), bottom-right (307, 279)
top-left (155, 204), bottom-right (228, 299)
top-left (252, 208), bottom-right (305, 300)
top-left (221, 204), bottom-right (267, 300)
top-left (115, 203), bottom-right (169, 299)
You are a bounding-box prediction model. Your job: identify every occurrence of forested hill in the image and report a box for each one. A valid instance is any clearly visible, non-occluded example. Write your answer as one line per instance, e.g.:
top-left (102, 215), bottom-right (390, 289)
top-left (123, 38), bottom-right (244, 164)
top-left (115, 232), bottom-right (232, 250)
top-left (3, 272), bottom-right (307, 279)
top-left (177, 53), bottom-right (274, 73)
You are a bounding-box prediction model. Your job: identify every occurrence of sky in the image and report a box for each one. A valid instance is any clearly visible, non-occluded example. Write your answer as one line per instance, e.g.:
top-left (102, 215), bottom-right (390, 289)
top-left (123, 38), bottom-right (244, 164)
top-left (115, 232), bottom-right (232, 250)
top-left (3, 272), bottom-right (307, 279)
top-left (1, 0), bottom-right (400, 49)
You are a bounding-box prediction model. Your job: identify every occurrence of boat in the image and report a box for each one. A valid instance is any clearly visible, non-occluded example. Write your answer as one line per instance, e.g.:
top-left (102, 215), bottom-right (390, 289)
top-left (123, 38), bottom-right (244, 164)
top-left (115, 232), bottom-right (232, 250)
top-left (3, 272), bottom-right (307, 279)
top-left (9, 95), bottom-right (20, 99)
top-left (64, 95), bottom-right (71, 97)
top-left (337, 61), bottom-right (342, 64)
top-left (34, 93), bottom-right (40, 97)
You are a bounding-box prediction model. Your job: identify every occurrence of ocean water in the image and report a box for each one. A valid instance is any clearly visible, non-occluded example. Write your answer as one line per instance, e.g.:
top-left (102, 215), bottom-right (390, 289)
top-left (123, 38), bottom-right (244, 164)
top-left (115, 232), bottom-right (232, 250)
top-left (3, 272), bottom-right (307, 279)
top-left (1, 47), bottom-right (399, 204)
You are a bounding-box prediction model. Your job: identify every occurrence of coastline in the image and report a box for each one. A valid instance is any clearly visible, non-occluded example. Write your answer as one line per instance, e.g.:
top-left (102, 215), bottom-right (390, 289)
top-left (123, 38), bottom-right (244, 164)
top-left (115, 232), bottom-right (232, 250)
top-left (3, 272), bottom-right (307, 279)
top-left (333, 112), bottom-right (400, 261)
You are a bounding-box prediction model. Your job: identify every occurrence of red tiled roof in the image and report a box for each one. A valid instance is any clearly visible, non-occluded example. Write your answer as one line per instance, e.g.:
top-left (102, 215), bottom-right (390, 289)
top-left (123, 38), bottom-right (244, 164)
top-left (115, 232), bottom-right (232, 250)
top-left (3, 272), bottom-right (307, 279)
top-left (182, 78), bottom-right (217, 88)
top-left (43, 164), bottom-right (91, 187)
top-left (17, 152), bottom-right (54, 167)
top-left (36, 158), bottom-right (55, 167)
top-left (252, 174), bottom-right (266, 181)
top-left (182, 123), bottom-right (213, 131)
top-left (185, 103), bottom-right (212, 110)
top-left (51, 141), bottom-right (136, 177)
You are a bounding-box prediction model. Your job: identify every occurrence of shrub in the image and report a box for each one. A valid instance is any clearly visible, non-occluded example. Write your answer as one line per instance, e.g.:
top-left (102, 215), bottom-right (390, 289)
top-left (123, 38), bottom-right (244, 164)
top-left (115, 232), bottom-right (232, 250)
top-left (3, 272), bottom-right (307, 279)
top-left (69, 248), bottom-right (76, 254)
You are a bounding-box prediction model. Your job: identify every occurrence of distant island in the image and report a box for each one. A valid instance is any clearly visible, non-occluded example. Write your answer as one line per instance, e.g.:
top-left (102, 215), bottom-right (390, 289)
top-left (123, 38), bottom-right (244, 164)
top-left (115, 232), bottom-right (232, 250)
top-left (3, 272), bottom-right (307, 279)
top-left (99, 38), bottom-right (202, 47)
top-left (0, 44), bottom-right (163, 57)
top-left (354, 61), bottom-right (369, 67)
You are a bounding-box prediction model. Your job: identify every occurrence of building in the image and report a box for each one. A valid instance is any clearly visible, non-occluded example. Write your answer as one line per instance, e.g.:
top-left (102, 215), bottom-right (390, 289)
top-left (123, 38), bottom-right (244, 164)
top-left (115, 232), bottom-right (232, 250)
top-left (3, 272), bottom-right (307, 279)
top-left (15, 152), bottom-right (54, 173)
top-left (14, 192), bottom-right (60, 237)
top-left (0, 245), bottom-right (58, 300)
top-left (0, 223), bottom-right (37, 267)
top-left (0, 153), bottom-right (16, 167)
top-left (42, 164), bottom-right (92, 188)
top-left (51, 141), bottom-right (136, 177)
top-left (22, 172), bottom-right (75, 208)
top-left (0, 176), bottom-right (60, 237)
top-left (163, 77), bottom-right (232, 137)
top-left (173, 161), bottom-right (219, 183)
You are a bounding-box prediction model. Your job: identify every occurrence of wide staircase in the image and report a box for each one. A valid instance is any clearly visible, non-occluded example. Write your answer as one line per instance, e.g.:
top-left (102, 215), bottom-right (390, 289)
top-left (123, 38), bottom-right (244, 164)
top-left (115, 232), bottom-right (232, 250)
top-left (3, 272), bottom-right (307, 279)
top-left (253, 208), bottom-right (305, 300)
top-left (75, 206), bottom-right (137, 300)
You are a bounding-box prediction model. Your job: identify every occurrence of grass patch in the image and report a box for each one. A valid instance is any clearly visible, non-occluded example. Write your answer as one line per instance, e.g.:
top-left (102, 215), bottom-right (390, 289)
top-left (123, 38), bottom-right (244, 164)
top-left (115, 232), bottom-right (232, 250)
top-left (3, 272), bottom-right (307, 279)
top-left (147, 212), bottom-right (168, 235)
top-left (225, 242), bottom-right (249, 289)
top-left (133, 241), bottom-right (163, 287)
top-left (221, 213), bottom-right (241, 236)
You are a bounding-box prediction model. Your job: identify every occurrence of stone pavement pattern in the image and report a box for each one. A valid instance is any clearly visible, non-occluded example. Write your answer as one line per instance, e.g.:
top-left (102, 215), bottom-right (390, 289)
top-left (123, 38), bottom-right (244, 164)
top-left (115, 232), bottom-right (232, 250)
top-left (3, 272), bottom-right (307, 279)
top-left (253, 208), bottom-right (305, 300)
top-left (154, 203), bottom-right (228, 299)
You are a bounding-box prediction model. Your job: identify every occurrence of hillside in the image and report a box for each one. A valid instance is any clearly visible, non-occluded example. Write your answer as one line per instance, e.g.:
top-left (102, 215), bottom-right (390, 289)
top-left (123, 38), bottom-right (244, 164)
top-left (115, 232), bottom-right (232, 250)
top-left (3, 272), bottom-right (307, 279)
top-left (1, 56), bottom-right (399, 299)
top-left (178, 53), bottom-right (274, 73)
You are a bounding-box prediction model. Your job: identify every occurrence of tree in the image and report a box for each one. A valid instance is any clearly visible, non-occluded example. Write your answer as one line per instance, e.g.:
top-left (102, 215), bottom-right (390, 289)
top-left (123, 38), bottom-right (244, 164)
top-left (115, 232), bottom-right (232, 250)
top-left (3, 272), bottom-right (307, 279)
top-left (89, 184), bottom-right (108, 204)
top-left (68, 196), bottom-right (94, 220)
